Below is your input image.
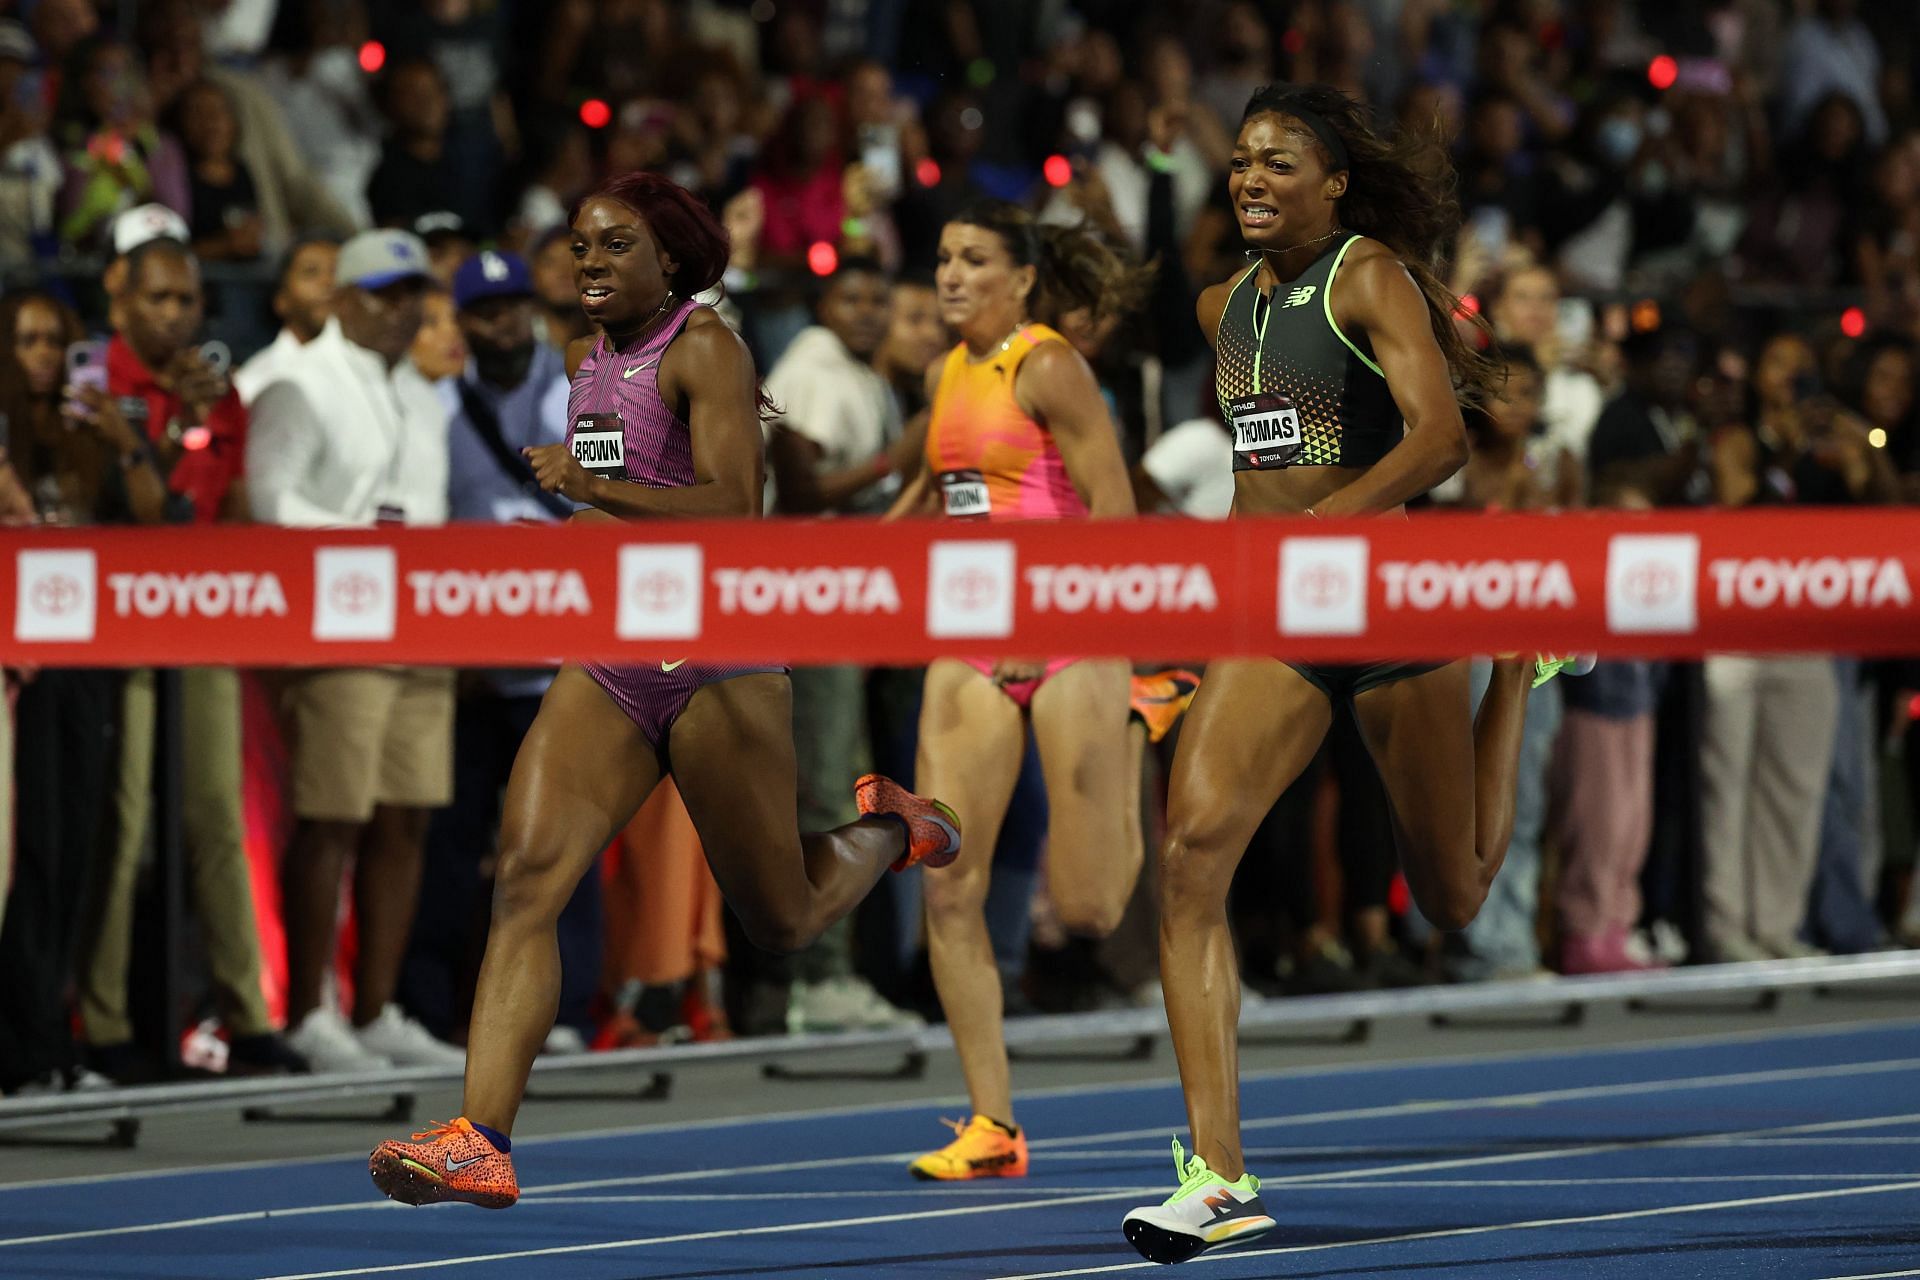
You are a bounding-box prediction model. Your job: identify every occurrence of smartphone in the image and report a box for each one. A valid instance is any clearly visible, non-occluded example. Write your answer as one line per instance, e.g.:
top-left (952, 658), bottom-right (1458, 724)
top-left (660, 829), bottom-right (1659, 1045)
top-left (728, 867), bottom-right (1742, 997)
top-left (64, 339), bottom-right (109, 395)
top-left (199, 339), bottom-right (232, 378)
top-left (857, 123), bottom-right (901, 200)
top-left (1556, 298), bottom-right (1594, 350)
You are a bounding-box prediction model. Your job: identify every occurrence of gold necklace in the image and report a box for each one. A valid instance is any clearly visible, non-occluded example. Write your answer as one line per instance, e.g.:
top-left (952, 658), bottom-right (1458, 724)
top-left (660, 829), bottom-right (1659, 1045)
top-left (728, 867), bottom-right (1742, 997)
top-left (1246, 226), bottom-right (1344, 260)
top-left (967, 318), bottom-right (1029, 363)
top-left (613, 291), bottom-right (676, 349)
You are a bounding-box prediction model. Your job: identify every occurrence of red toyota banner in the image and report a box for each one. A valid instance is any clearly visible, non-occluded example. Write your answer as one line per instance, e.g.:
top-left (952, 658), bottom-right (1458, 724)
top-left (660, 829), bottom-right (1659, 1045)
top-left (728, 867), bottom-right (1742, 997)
top-left (2, 511), bottom-right (1913, 667)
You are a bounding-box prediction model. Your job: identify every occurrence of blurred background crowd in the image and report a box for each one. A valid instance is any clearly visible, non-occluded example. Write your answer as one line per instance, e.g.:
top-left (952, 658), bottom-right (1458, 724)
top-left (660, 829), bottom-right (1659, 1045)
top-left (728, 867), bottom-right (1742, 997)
top-left (0, 0), bottom-right (1918, 1093)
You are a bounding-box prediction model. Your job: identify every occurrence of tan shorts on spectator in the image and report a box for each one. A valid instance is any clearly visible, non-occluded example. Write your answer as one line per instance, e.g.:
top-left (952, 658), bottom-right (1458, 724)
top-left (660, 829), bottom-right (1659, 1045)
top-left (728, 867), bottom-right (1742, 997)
top-left (281, 668), bottom-right (455, 821)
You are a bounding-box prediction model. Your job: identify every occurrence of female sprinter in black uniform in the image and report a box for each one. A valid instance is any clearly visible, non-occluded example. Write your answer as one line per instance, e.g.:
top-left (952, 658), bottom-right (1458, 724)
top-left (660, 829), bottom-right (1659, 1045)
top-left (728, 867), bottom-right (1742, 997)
top-left (367, 172), bottom-right (960, 1209)
top-left (1120, 84), bottom-right (1587, 1263)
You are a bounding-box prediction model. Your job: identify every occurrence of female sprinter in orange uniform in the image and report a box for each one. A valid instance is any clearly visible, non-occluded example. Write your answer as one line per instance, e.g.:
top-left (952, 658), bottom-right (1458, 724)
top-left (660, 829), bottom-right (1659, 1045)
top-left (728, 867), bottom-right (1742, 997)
top-left (896, 201), bottom-right (1153, 1180)
top-left (367, 171), bottom-right (960, 1210)
top-left (1119, 85), bottom-right (1587, 1263)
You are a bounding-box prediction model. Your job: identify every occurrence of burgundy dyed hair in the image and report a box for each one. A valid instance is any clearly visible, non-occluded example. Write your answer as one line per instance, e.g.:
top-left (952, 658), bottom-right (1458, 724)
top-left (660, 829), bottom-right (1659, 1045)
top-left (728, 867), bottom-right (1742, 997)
top-left (572, 170), bottom-right (730, 296)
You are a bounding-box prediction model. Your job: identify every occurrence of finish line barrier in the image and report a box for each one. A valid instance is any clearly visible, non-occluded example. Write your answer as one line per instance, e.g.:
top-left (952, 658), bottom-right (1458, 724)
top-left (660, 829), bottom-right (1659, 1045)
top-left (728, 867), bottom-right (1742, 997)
top-left (3, 510), bottom-right (1915, 667)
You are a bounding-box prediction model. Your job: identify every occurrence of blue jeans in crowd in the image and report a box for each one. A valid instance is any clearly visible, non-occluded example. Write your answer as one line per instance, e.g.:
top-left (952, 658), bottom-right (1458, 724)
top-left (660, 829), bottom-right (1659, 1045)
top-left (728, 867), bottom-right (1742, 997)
top-left (1448, 660), bottom-right (1562, 977)
top-left (1808, 659), bottom-right (1884, 952)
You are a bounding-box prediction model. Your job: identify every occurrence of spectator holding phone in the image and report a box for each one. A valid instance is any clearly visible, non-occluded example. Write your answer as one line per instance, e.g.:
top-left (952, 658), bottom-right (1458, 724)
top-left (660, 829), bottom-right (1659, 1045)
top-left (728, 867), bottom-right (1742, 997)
top-left (78, 237), bottom-right (303, 1081)
top-left (0, 289), bottom-right (136, 1095)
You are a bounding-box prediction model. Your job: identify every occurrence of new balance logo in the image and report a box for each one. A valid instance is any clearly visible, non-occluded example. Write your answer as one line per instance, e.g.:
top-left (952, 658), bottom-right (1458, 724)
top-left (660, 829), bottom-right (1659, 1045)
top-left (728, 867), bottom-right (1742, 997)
top-left (1281, 285), bottom-right (1317, 308)
top-left (624, 360), bottom-right (656, 378)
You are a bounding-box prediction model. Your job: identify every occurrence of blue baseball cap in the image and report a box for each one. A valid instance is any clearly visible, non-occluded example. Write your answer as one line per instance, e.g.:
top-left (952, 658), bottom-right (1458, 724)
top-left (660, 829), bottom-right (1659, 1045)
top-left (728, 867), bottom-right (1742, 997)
top-left (336, 229), bottom-right (432, 290)
top-left (453, 250), bottom-right (535, 309)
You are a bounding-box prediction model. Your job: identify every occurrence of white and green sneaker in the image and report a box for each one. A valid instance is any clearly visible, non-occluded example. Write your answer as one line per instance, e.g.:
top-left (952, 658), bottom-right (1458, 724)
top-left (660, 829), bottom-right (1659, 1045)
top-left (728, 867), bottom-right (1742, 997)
top-left (1531, 653), bottom-right (1596, 688)
top-left (1121, 1139), bottom-right (1276, 1264)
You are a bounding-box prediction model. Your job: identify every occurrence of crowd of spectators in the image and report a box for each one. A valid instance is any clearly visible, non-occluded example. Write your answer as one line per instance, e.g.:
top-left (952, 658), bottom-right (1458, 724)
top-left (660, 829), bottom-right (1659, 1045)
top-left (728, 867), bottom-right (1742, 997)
top-left (0, 0), bottom-right (1917, 1091)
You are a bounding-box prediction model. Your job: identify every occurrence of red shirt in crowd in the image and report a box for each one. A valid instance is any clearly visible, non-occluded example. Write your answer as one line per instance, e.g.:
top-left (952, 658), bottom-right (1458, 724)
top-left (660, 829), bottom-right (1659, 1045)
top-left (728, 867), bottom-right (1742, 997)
top-left (106, 334), bottom-right (249, 524)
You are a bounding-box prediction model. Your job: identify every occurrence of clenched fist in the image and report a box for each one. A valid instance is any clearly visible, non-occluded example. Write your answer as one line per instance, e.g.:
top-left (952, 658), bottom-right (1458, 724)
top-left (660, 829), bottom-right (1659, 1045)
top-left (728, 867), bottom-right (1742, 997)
top-left (523, 444), bottom-right (595, 503)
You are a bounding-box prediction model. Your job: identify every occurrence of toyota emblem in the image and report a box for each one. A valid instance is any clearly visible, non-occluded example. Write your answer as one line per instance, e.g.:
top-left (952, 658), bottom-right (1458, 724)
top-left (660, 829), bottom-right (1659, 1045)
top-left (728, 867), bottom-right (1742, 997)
top-left (943, 567), bottom-right (1000, 613)
top-left (631, 570), bottom-right (687, 612)
top-left (329, 572), bottom-right (382, 615)
top-left (30, 574), bottom-right (82, 616)
top-left (1622, 561), bottom-right (1679, 608)
top-left (1293, 563), bottom-right (1350, 609)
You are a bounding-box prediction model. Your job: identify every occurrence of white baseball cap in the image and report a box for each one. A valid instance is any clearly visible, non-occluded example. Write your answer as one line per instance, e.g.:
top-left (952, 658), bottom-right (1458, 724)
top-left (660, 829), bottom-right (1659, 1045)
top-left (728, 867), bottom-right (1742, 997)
top-left (112, 203), bottom-right (192, 257)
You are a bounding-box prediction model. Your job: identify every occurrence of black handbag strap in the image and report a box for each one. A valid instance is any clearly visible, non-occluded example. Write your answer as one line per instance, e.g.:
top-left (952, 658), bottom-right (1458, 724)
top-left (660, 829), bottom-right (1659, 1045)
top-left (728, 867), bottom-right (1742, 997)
top-left (456, 377), bottom-right (573, 519)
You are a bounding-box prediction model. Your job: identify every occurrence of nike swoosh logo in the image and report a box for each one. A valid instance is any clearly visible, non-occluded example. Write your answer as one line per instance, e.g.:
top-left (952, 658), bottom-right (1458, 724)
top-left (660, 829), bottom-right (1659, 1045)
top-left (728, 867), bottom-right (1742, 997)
top-left (661, 658), bottom-right (687, 672)
top-left (623, 361), bottom-right (656, 379)
top-left (445, 1153), bottom-right (487, 1171)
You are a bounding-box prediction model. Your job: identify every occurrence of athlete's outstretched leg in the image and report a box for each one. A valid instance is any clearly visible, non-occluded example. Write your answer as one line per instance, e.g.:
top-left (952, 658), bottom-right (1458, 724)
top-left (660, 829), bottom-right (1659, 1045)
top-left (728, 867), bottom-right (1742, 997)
top-left (370, 666), bottom-right (664, 1209)
top-left (462, 667), bottom-right (664, 1131)
top-left (668, 673), bottom-right (915, 955)
top-left (1159, 660), bottom-right (1332, 1181)
top-left (1350, 657), bottom-right (1531, 930)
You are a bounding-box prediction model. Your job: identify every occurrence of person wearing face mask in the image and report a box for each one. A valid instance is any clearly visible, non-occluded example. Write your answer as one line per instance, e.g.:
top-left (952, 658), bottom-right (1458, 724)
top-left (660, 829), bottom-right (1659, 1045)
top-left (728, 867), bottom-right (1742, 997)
top-left (247, 228), bottom-right (460, 1076)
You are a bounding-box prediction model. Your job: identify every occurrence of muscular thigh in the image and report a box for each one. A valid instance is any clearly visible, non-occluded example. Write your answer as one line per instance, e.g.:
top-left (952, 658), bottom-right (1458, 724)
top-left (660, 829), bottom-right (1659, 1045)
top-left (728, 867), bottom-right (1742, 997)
top-left (665, 673), bottom-right (811, 907)
top-left (1349, 660), bottom-right (1475, 873)
top-left (1166, 658), bottom-right (1333, 856)
top-left (500, 665), bottom-right (662, 872)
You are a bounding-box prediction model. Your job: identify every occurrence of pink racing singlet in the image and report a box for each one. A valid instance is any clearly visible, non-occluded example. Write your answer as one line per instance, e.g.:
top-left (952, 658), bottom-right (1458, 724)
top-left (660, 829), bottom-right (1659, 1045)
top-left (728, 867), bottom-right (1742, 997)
top-left (568, 300), bottom-right (784, 746)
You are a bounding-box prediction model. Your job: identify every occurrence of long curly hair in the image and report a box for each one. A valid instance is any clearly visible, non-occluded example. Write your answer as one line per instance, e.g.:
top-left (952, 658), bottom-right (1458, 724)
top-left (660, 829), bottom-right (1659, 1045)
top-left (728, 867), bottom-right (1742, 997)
top-left (1242, 83), bottom-right (1499, 405)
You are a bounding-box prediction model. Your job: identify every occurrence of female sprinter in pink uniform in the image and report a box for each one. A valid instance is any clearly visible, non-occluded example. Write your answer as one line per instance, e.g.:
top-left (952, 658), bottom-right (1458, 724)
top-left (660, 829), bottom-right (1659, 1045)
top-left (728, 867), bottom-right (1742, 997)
top-left (898, 200), bottom-right (1153, 1180)
top-left (1119, 84), bottom-right (1587, 1263)
top-left (368, 171), bottom-right (960, 1210)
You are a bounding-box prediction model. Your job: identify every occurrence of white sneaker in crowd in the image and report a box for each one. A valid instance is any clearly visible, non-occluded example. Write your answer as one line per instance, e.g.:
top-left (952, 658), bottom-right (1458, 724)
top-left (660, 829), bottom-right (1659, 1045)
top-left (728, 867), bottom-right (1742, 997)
top-left (289, 1008), bottom-right (393, 1074)
top-left (354, 1005), bottom-right (467, 1068)
top-left (786, 977), bottom-right (925, 1034)
top-left (542, 1025), bottom-right (590, 1056)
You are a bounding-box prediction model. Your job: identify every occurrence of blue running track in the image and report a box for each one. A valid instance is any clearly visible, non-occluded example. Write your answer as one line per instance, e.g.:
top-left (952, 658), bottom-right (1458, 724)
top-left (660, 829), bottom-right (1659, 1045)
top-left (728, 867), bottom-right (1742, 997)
top-left (5, 1020), bottom-right (1920, 1278)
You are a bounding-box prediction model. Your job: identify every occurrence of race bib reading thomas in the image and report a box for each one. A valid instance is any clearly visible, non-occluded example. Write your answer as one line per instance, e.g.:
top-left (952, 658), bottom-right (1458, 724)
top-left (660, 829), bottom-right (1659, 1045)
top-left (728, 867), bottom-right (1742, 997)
top-left (1229, 393), bottom-right (1303, 471)
top-left (571, 413), bottom-right (626, 480)
top-left (939, 469), bottom-right (991, 518)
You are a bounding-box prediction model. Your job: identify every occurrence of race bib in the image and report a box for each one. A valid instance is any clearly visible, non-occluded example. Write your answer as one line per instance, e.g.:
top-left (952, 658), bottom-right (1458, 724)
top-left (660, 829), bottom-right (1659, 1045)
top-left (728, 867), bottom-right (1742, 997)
top-left (1229, 393), bottom-right (1303, 471)
top-left (571, 414), bottom-right (626, 480)
top-left (939, 469), bottom-right (991, 518)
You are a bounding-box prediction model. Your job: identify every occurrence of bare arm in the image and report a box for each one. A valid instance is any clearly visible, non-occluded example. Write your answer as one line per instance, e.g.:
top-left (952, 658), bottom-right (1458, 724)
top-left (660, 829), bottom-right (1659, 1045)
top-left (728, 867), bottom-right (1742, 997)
top-left (1014, 340), bottom-right (1135, 518)
top-left (1312, 248), bottom-right (1469, 517)
top-left (526, 312), bottom-right (763, 519)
